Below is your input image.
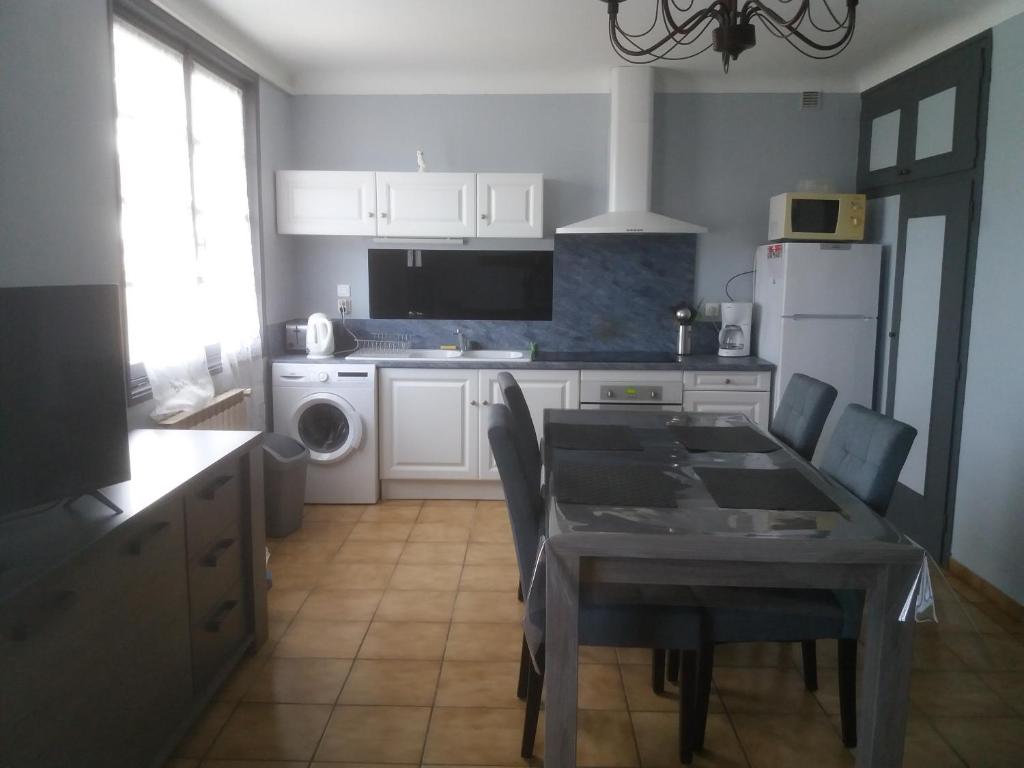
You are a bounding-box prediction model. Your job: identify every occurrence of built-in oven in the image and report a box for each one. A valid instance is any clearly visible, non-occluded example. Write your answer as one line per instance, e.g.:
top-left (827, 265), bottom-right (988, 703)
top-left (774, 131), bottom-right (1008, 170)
top-left (579, 370), bottom-right (683, 412)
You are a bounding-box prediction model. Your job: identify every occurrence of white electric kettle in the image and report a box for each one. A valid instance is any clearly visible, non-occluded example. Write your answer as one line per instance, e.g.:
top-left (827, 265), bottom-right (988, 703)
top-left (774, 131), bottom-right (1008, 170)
top-left (305, 313), bottom-right (335, 359)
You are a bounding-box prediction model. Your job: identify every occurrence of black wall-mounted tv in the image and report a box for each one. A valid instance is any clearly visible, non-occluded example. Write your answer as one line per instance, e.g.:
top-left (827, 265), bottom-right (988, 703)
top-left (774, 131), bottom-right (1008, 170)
top-left (0, 285), bottom-right (130, 516)
top-left (369, 249), bottom-right (553, 320)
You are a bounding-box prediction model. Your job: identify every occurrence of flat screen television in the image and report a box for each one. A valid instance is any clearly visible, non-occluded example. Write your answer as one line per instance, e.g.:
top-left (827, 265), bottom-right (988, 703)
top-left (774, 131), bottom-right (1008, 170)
top-left (369, 249), bottom-right (553, 320)
top-left (0, 285), bottom-right (130, 516)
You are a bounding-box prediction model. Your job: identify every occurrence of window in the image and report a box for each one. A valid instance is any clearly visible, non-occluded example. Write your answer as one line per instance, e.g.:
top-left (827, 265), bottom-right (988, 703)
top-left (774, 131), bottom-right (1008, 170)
top-left (111, 17), bottom-right (260, 399)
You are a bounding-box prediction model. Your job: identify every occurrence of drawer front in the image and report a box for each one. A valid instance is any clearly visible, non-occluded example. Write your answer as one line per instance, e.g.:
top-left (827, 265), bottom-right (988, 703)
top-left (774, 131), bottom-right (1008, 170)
top-left (683, 370), bottom-right (771, 391)
top-left (185, 462), bottom-right (242, 555)
top-left (189, 522), bottom-right (244, 626)
top-left (191, 580), bottom-right (248, 693)
top-left (683, 390), bottom-right (771, 428)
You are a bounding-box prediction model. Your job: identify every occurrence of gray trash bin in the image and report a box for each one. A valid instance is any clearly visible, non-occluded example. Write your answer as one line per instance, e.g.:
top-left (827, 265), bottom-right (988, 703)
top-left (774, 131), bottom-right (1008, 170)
top-left (264, 432), bottom-right (309, 538)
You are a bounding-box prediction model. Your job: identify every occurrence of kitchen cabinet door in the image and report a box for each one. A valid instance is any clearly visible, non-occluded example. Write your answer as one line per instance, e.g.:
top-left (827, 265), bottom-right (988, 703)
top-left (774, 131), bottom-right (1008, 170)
top-left (683, 390), bottom-right (770, 428)
top-left (276, 171), bottom-right (377, 235)
top-left (478, 369), bottom-right (579, 480)
top-left (376, 172), bottom-right (477, 238)
top-left (476, 173), bottom-right (544, 238)
top-left (379, 369), bottom-right (480, 480)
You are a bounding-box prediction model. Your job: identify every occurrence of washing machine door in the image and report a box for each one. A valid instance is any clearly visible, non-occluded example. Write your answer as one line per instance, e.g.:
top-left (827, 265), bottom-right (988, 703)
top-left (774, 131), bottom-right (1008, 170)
top-left (292, 393), bottom-right (364, 463)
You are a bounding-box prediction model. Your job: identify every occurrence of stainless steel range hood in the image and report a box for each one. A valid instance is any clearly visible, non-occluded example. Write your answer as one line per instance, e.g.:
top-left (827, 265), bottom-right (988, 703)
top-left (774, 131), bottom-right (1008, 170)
top-left (556, 67), bottom-right (706, 235)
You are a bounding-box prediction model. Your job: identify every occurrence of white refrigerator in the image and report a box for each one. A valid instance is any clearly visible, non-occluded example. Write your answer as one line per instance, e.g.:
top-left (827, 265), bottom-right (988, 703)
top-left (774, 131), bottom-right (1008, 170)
top-left (754, 242), bottom-right (882, 463)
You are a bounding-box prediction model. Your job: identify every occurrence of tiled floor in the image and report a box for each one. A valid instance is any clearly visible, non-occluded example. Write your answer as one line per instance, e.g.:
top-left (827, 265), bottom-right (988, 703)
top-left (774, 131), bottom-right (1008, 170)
top-left (170, 500), bottom-right (1024, 767)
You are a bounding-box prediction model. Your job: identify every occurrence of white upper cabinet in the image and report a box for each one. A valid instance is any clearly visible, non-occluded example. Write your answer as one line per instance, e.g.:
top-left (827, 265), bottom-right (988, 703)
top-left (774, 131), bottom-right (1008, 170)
top-left (375, 172), bottom-right (477, 238)
top-left (276, 171), bottom-right (377, 235)
top-left (476, 173), bottom-right (544, 238)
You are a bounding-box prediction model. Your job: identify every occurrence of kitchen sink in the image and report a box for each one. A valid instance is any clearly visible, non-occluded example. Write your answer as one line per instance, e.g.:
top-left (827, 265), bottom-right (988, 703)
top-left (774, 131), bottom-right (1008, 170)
top-left (460, 350), bottom-right (527, 360)
top-left (346, 348), bottom-right (527, 362)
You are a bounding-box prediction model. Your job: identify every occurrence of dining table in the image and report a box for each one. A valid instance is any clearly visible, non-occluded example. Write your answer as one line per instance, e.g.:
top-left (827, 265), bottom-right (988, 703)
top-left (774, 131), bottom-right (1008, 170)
top-left (536, 409), bottom-right (927, 768)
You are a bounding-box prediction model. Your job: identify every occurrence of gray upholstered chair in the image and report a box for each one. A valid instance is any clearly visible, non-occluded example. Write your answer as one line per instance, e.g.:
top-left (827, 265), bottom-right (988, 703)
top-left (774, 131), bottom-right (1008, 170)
top-left (496, 372), bottom-right (542, 493)
top-left (770, 373), bottom-right (838, 460)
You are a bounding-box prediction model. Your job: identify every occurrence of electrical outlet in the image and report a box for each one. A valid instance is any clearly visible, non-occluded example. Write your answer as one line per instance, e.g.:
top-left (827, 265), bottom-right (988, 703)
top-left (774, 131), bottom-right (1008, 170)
top-left (337, 297), bottom-right (353, 315)
top-left (701, 302), bottom-right (721, 321)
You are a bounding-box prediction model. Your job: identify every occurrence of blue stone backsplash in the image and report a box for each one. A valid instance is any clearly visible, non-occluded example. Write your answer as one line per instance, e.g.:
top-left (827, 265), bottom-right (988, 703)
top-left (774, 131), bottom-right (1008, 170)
top-left (273, 234), bottom-right (718, 355)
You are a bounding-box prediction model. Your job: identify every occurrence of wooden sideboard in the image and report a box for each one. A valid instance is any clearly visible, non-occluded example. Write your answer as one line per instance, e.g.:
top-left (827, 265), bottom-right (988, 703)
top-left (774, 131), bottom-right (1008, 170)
top-left (0, 429), bottom-right (267, 768)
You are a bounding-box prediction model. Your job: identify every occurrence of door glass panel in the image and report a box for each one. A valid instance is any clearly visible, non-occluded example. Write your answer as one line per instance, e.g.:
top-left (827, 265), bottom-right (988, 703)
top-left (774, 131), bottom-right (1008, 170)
top-left (892, 216), bottom-right (946, 494)
top-left (869, 109), bottom-right (901, 171)
top-left (915, 87), bottom-right (957, 160)
top-left (299, 403), bottom-right (351, 453)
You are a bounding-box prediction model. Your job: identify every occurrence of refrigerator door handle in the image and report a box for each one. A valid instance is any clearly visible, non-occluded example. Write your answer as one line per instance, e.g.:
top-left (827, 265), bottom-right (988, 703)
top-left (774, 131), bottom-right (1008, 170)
top-left (788, 314), bottom-right (876, 320)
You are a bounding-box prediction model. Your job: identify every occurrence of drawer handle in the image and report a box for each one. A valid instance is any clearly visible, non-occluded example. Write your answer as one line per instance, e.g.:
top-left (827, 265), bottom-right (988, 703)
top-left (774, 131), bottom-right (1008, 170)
top-left (5, 590), bottom-right (77, 642)
top-left (128, 520), bottom-right (170, 556)
top-left (202, 537), bottom-right (237, 567)
top-left (724, 378), bottom-right (732, 384)
top-left (205, 599), bottom-right (239, 633)
top-left (198, 474), bottom-right (233, 501)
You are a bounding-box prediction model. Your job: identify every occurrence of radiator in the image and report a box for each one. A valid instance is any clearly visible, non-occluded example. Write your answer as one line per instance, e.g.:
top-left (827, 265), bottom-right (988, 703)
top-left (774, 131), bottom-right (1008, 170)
top-left (157, 388), bottom-right (251, 430)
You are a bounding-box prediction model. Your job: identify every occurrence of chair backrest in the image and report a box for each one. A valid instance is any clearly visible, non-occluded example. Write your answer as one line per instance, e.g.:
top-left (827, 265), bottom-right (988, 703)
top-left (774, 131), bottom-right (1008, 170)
top-left (487, 403), bottom-right (544, 596)
top-left (769, 373), bottom-right (838, 460)
top-left (497, 371), bottom-right (542, 491)
top-left (820, 404), bottom-right (917, 514)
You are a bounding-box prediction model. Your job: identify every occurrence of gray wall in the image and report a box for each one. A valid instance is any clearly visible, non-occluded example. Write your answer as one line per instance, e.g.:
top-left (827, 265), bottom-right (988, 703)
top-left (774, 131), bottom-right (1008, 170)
top-left (278, 91), bottom-right (859, 321)
top-left (0, 0), bottom-right (121, 286)
top-left (951, 12), bottom-right (1024, 603)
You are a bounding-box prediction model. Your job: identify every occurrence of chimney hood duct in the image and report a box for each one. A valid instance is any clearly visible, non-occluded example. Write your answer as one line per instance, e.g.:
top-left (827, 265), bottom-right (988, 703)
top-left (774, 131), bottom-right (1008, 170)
top-left (556, 67), bottom-right (707, 235)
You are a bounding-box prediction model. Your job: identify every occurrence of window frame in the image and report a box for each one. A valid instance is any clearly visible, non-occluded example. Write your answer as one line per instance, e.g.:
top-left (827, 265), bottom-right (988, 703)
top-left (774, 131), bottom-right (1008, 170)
top-left (110, 0), bottom-right (266, 404)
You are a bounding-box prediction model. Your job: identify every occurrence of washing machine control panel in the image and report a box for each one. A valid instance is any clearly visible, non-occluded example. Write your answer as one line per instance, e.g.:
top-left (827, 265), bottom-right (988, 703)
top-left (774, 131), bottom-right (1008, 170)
top-left (318, 372), bottom-right (330, 383)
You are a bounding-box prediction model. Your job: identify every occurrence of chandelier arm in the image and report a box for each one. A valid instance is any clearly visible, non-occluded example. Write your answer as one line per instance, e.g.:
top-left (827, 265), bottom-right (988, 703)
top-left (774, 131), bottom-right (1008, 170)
top-left (611, 6), bottom-right (718, 56)
top-left (616, 0), bottom-right (665, 39)
top-left (661, 0), bottom-right (728, 39)
top-left (608, 18), bottom-right (715, 62)
top-left (610, 13), bottom-right (715, 58)
top-left (740, 0), bottom-right (810, 28)
top-left (752, 12), bottom-right (856, 58)
top-left (745, 2), bottom-right (856, 52)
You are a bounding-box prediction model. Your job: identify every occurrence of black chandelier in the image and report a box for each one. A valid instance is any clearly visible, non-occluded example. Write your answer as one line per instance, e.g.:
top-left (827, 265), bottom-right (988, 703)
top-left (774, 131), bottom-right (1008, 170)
top-left (601, 0), bottom-right (858, 72)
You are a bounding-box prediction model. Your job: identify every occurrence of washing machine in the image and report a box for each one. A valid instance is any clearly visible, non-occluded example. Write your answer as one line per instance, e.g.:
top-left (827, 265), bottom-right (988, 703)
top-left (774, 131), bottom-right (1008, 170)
top-left (272, 362), bottom-right (379, 504)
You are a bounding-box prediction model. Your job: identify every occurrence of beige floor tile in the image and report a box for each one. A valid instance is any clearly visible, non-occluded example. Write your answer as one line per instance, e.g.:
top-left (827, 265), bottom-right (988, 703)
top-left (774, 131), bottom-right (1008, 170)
top-left (270, 560), bottom-right (326, 591)
top-left (418, 504), bottom-right (477, 526)
top-left (465, 542), bottom-right (517, 565)
top-left (470, 518), bottom-right (513, 543)
top-left (714, 667), bottom-right (820, 715)
top-left (360, 504), bottom-right (421, 522)
top-left (580, 644), bottom-right (619, 663)
top-left (620, 664), bottom-right (725, 714)
top-left (376, 498), bottom-right (427, 507)
top-left (208, 702), bottom-right (332, 761)
top-left (716, 642), bottom-right (794, 669)
top-left (930, 716), bottom-right (1024, 768)
top-left (436, 660), bottom-right (525, 708)
top-left (309, 764), bottom-right (417, 768)
top-left (244, 657), bottom-right (353, 704)
top-left (305, 504), bottom-right (365, 523)
top-left (400, 541), bottom-right (468, 565)
top-left (409, 522), bottom-right (471, 543)
top-left (358, 621), bottom-right (450, 660)
top-left (933, 599), bottom-right (1010, 635)
top-left (274, 620), bottom-right (369, 659)
top-left (460, 564), bottom-right (520, 592)
top-left (424, 499), bottom-right (479, 513)
top-left (318, 562), bottom-right (395, 590)
top-left (445, 622), bottom-right (524, 662)
top-left (376, 589), bottom-right (457, 622)
top-left (267, 588), bottom-right (309, 622)
top-left (269, 539), bottom-right (343, 562)
top-left (215, 654), bottom-right (269, 702)
top-left (979, 671), bottom-right (1024, 715)
top-left (731, 712), bottom-right (853, 768)
top-left (202, 761), bottom-right (308, 768)
top-left (618, 647), bottom-right (653, 665)
top-left (423, 707), bottom-right (537, 765)
top-left (476, 500), bottom-right (509, 514)
top-left (946, 576), bottom-right (988, 604)
top-left (164, 759), bottom-right (197, 768)
top-left (175, 701), bottom-right (236, 758)
top-left (389, 563), bottom-right (463, 591)
top-left (943, 633), bottom-right (1024, 671)
top-left (453, 591), bottom-right (524, 623)
top-left (895, 717), bottom-right (967, 768)
top-left (812, 668), bottom-right (861, 716)
top-left (347, 521), bottom-right (413, 542)
top-left (578, 663), bottom-right (627, 710)
top-left (910, 670), bottom-right (1015, 717)
top-left (340, 659), bottom-right (441, 706)
top-left (632, 712), bottom-right (748, 768)
top-left (576, 710), bottom-right (638, 767)
top-left (296, 589), bottom-right (383, 623)
top-left (333, 539), bottom-right (405, 563)
top-left (285, 520), bottom-right (355, 545)
top-left (315, 705), bottom-right (431, 763)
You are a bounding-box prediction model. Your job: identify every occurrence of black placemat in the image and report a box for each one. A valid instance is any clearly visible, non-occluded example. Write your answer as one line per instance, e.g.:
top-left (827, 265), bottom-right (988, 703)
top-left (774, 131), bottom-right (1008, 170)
top-left (669, 425), bottom-right (780, 453)
top-left (548, 423), bottom-right (643, 451)
top-left (554, 462), bottom-right (679, 507)
top-left (695, 467), bottom-right (840, 511)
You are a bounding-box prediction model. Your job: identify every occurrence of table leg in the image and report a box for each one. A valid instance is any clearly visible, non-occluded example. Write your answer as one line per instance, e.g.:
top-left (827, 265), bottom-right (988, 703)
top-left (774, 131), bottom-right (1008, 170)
top-left (856, 563), bottom-right (919, 767)
top-left (544, 548), bottom-right (580, 768)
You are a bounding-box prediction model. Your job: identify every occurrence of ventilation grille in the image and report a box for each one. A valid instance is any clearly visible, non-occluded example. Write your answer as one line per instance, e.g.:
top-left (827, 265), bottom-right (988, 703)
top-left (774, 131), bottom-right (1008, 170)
top-left (801, 91), bottom-right (822, 110)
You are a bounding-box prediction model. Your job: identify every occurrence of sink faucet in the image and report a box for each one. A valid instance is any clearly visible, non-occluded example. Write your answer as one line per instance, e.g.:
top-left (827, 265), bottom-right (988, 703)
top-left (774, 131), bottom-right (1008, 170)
top-left (455, 328), bottom-right (470, 352)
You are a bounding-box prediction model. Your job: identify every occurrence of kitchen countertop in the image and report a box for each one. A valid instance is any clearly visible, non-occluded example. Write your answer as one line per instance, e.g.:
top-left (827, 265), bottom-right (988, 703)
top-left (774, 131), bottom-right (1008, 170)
top-left (272, 351), bottom-right (774, 372)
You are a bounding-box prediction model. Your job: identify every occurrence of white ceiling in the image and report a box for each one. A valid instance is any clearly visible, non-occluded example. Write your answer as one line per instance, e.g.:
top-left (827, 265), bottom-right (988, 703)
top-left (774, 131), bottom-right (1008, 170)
top-left (155, 0), bottom-right (1024, 94)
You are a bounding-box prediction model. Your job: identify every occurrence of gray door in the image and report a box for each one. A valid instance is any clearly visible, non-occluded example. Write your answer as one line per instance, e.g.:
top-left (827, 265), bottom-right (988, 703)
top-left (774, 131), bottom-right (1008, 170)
top-left (883, 176), bottom-right (975, 559)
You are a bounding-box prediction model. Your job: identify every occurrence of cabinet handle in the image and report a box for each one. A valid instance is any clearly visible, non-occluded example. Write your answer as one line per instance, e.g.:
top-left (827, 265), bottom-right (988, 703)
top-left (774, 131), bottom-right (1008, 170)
top-left (897, 168), bottom-right (911, 176)
top-left (480, 213), bottom-right (487, 220)
top-left (724, 378), bottom-right (732, 384)
top-left (198, 474), bottom-right (233, 501)
top-left (380, 211), bottom-right (389, 218)
top-left (368, 211), bottom-right (375, 218)
top-left (482, 400), bottom-right (489, 406)
top-left (205, 599), bottom-right (239, 633)
top-left (202, 537), bottom-right (237, 567)
top-left (470, 400), bottom-right (478, 406)
top-left (5, 590), bottom-right (77, 642)
top-left (128, 520), bottom-right (170, 556)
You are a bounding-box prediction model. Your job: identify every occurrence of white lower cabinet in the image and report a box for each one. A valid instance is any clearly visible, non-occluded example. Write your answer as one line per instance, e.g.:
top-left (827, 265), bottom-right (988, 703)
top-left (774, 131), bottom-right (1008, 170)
top-left (682, 369), bottom-right (772, 428)
top-left (379, 368), bottom-right (579, 482)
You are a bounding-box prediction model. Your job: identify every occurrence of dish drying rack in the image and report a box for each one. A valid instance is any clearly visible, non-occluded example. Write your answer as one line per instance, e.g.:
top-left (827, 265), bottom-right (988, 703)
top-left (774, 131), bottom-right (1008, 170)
top-left (353, 332), bottom-right (411, 352)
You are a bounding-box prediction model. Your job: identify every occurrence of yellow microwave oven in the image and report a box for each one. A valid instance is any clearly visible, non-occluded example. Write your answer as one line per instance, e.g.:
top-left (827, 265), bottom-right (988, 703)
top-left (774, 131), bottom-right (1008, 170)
top-left (768, 192), bottom-right (866, 242)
